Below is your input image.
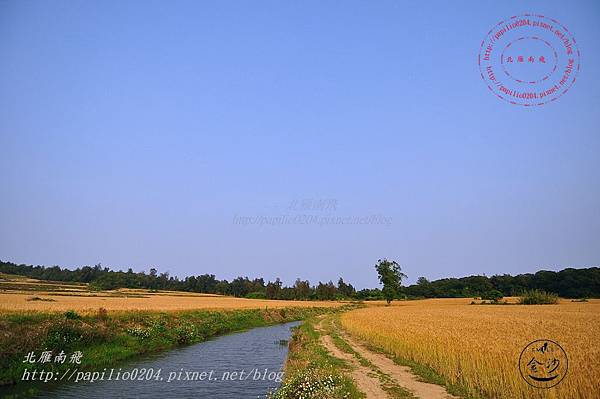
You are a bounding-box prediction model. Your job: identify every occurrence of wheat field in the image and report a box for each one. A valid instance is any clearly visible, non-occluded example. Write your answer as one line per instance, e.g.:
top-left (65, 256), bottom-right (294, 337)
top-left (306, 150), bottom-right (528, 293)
top-left (0, 273), bottom-right (342, 312)
top-left (0, 292), bottom-right (344, 312)
top-left (341, 299), bottom-right (600, 399)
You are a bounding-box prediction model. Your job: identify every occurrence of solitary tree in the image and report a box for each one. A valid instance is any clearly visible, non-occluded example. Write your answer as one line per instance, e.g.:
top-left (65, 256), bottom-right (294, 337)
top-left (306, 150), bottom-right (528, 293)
top-left (375, 259), bottom-right (407, 305)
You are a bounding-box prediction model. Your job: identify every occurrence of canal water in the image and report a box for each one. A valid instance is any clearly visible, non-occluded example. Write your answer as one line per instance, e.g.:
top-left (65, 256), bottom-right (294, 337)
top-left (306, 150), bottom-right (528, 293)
top-left (29, 321), bottom-right (299, 398)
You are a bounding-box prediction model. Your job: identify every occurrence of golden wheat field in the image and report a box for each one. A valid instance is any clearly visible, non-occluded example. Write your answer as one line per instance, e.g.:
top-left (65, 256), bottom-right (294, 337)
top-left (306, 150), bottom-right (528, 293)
top-left (0, 274), bottom-right (341, 313)
top-left (0, 292), bottom-right (342, 312)
top-left (341, 299), bottom-right (600, 399)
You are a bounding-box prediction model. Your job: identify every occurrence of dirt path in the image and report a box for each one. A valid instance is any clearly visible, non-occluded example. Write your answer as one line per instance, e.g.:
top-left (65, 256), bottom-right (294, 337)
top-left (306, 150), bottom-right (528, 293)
top-left (340, 330), bottom-right (459, 399)
top-left (317, 323), bottom-right (389, 398)
top-left (316, 318), bottom-right (459, 399)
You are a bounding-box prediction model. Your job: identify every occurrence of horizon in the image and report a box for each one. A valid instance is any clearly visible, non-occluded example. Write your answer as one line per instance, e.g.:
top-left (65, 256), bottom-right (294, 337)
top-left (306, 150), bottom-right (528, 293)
top-left (1, 0), bottom-right (599, 288)
top-left (1, 258), bottom-right (596, 290)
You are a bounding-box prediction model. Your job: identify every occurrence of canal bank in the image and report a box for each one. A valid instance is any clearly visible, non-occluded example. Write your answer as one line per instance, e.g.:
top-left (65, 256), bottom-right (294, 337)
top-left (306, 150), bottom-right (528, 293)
top-left (1, 306), bottom-right (350, 398)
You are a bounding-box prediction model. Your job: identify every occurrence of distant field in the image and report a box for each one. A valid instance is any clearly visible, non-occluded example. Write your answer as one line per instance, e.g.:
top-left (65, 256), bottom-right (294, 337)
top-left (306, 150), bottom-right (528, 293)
top-left (341, 298), bottom-right (600, 399)
top-left (0, 273), bottom-right (341, 312)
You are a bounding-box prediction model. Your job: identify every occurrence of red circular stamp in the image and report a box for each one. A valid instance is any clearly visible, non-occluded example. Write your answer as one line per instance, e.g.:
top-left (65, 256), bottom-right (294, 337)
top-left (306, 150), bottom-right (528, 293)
top-left (478, 14), bottom-right (580, 106)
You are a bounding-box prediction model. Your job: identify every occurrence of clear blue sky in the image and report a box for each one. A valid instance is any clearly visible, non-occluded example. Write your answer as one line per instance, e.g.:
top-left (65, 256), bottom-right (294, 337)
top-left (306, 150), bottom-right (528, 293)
top-left (1, 0), bottom-right (599, 288)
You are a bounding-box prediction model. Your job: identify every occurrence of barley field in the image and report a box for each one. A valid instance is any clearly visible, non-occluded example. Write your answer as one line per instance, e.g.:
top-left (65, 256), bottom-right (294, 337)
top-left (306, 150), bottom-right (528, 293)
top-left (341, 299), bottom-right (600, 399)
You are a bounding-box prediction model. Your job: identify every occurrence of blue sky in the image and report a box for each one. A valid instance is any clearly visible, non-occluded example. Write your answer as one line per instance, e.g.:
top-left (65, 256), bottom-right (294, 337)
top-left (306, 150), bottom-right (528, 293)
top-left (1, 0), bottom-right (599, 288)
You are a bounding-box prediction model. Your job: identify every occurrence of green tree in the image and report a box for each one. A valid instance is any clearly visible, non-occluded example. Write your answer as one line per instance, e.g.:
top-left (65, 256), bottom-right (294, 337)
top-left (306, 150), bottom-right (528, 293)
top-left (315, 281), bottom-right (337, 300)
top-left (265, 278), bottom-right (282, 299)
top-left (481, 289), bottom-right (503, 302)
top-left (375, 259), bottom-right (407, 304)
top-left (337, 277), bottom-right (355, 298)
top-left (293, 278), bottom-right (311, 300)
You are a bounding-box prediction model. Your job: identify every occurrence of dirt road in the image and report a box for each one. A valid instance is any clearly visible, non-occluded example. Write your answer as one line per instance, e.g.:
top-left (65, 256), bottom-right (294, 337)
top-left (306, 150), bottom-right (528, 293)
top-left (316, 318), bottom-right (459, 399)
top-left (319, 331), bottom-right (389, 398)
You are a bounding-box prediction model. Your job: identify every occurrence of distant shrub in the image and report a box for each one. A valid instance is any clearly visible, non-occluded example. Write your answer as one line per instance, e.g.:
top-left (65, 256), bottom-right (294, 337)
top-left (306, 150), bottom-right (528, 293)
top-left (64, 310), bottom-right (81, 320)
top-left (518, 289), bottom-right (559, 305)
top-left (481, 290), bottom-right (503, 302)
top-left (571, 298), bottom-right (588, 302)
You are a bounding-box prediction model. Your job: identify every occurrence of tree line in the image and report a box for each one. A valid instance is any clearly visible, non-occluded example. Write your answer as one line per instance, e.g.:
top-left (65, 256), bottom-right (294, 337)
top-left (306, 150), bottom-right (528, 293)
top-left (1, 260), bottom-right (598, 299)
top-left (0, 260), bottom-right (356, 300)
top-left (404, 267), bottom-right (600, 299)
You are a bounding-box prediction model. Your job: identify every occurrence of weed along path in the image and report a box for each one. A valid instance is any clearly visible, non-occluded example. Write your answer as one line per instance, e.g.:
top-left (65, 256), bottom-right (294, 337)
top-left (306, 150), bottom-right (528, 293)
top-left (317, 326), bottom-right (388, 398)
top-left (316, 317), bottom-right (459, 399)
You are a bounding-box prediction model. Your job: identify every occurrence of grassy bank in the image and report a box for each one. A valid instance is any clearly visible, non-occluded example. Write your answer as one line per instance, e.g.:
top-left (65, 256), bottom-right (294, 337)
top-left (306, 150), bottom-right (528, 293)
top-left (0, 306), bottom-right (338, 391)
top-left (270, 316), bottom-right (363, 399)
